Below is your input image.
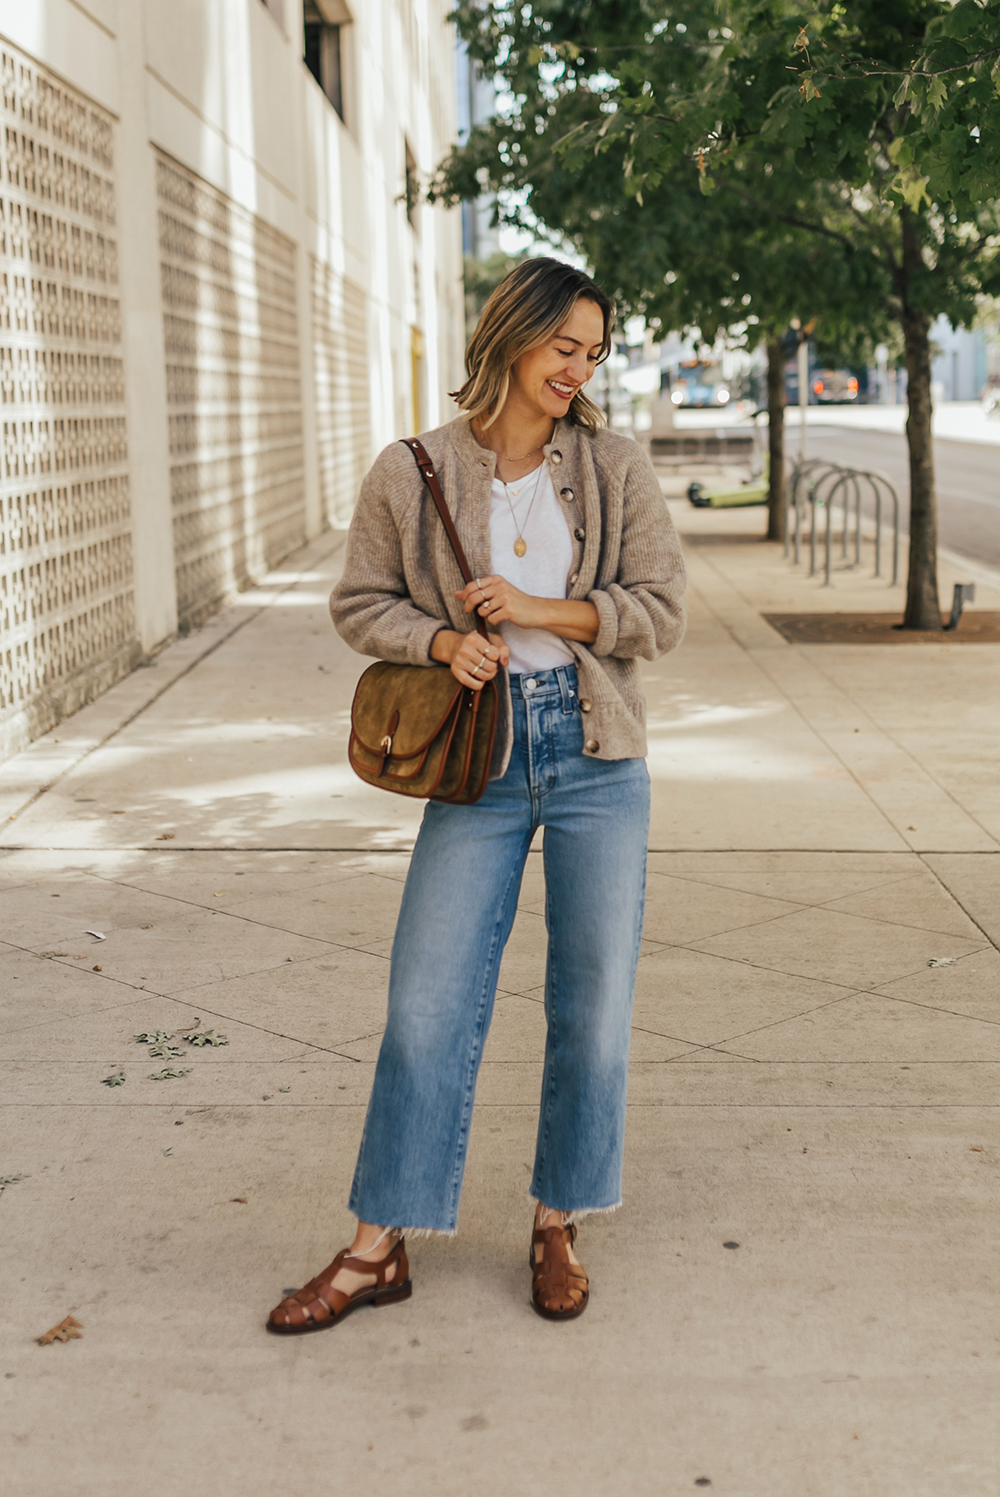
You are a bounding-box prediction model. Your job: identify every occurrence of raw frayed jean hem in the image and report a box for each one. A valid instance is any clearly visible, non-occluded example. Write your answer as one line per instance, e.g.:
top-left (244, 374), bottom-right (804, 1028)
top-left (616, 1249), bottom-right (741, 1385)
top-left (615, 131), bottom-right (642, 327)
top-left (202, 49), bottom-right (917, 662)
top-left (529, 1195), bottom-right (622, 1224)
top-left (348, 1211), bottom-right (458, 1241)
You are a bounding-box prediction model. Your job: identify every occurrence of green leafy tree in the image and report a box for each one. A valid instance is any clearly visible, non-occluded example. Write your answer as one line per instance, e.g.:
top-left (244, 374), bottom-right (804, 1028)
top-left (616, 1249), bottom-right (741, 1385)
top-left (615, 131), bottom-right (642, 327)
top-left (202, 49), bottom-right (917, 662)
top-left (464, 250), bottom-right (527, 340)
top-left (441, 0), bottom-right (1000, 629)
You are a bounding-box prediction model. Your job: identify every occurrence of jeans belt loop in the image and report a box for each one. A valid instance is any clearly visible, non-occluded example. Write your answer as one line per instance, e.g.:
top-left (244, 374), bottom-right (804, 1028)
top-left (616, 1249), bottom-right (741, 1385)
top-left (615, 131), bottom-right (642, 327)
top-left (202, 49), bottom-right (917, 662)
top-left (557, 665), bottom-right (576, 715)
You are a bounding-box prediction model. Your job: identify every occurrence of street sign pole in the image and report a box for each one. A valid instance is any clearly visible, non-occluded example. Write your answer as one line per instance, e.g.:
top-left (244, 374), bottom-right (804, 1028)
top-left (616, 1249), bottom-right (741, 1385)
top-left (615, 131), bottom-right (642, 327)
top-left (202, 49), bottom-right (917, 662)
top-left (798, 338), bottom-right (809, 461)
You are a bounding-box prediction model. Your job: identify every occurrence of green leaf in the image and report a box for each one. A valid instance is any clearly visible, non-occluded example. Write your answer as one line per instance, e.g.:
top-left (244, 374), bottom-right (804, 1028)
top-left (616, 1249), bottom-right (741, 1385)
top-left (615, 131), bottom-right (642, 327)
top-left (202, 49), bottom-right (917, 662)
top-left (926, 77), bottom-right (948, 113)
top-left (698, 173), bottom-right (716, 195)
top-left (102, 1070), bottom-right (126, 1087)
top-left (896, 167), bottom-right (931, 212)
top-left (893, 75), bottom-right (912, 109)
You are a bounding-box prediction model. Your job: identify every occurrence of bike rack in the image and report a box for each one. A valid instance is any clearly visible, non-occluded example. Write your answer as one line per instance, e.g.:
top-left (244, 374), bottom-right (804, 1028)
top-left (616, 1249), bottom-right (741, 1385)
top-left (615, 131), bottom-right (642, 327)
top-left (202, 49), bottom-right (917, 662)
top-left (786, 459), bottom-right (841, 567)
top-left (786, 459), bottom-right (900, 586)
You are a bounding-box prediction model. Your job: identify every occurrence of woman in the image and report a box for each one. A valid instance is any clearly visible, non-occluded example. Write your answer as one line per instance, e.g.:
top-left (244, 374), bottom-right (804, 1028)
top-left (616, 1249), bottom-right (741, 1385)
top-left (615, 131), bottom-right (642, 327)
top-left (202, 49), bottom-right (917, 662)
top-left (267, 258), bottom-right (686, 1333)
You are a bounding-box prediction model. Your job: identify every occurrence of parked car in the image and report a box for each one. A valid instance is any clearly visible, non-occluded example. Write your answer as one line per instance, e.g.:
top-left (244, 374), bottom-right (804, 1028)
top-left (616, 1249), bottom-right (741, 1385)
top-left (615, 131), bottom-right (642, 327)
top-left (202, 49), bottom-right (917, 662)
top-left (811, 369), bottom-right (859, 403)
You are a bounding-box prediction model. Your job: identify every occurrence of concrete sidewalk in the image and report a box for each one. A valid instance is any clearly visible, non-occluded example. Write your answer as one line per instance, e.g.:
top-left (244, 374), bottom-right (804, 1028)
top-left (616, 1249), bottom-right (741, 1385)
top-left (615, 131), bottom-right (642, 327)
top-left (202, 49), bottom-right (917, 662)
top-left (1, 508), bottom-right (998, 1497)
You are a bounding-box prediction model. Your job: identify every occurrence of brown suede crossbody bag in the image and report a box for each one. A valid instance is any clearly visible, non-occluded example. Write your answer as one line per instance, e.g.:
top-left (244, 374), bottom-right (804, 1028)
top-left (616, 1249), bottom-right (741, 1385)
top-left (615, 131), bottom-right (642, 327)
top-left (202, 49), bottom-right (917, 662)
top-left (347, 438), bottom-right (500, 805)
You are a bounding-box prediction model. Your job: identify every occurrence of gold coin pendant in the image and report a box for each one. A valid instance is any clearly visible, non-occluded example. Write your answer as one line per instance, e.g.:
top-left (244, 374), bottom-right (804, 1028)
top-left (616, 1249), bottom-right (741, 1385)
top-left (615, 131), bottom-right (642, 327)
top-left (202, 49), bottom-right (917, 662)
top-left (514, 537), bottom-right (527, 557)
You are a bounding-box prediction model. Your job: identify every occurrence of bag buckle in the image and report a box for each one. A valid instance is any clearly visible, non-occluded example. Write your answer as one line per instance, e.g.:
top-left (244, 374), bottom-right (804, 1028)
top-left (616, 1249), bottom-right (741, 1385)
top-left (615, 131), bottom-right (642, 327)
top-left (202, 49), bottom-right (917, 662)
top-left (377, 710), bottom-right (400, 776)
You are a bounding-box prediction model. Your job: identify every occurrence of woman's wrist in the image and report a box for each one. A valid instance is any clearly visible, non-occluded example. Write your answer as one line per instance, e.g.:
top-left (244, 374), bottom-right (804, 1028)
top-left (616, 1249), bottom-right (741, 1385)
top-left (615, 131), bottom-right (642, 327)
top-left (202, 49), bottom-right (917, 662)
top-left (430, 628), bottom-right (461, 665)
top-left (534, 598), bottom-right (600, 645)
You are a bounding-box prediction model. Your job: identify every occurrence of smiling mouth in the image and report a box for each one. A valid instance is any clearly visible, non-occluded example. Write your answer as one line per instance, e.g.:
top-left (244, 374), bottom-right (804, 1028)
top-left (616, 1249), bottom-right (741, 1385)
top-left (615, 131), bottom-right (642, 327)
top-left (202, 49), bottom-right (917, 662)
top-left (547, 380), bottom-right (576, 399)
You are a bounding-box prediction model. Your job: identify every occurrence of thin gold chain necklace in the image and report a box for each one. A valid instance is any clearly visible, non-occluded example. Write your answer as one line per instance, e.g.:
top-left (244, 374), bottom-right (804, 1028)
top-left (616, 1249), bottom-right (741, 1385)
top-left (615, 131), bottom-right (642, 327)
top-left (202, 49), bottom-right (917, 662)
top-left (500, 464), bottom-right (544, 557)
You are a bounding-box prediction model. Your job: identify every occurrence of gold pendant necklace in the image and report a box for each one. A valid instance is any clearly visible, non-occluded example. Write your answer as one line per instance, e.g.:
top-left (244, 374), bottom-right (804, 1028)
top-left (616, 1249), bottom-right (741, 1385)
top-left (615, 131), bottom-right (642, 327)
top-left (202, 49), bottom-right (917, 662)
top-left (502, 465), bottom-right (544, 557)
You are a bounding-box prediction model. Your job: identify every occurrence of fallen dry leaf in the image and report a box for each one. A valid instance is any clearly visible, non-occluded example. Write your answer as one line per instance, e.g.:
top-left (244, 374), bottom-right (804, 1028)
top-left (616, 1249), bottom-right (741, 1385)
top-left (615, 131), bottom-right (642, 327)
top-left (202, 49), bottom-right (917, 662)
top-left (92, 964), bottom-right (102, 972)
top-left (148, 1067), bottom-right (191, 1081)
top-left (140, 923), bottom-right (154, 930)
top-left (102, 1070), bottom-right (126, 1087)
top-left (156, 832), bottom-right (175, 841)
top-left (36, 1315), bottom-right (83, 1346)
top-left (186, 1029), bottom-right (228, 1047)
top-left (231, 1197), bottom-right (248, 1204)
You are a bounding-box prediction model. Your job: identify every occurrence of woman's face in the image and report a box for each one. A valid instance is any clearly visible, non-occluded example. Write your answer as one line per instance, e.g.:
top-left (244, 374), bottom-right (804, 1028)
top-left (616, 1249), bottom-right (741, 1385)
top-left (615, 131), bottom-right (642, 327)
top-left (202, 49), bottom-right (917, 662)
top-left (509, 297), bottom-right (606, 422)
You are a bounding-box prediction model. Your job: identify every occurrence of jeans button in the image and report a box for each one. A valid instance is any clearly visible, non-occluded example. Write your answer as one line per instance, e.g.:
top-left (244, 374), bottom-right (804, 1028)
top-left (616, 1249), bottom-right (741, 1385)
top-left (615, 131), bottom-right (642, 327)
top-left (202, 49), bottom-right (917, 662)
top-left (525, 678), bottom-right (537, 693)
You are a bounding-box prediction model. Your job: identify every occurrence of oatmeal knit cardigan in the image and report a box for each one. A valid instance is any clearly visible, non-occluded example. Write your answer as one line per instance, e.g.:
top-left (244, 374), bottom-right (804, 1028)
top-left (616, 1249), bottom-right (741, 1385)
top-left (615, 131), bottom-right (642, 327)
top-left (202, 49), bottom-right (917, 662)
top-left (329, 414), bottom-right (687, 777)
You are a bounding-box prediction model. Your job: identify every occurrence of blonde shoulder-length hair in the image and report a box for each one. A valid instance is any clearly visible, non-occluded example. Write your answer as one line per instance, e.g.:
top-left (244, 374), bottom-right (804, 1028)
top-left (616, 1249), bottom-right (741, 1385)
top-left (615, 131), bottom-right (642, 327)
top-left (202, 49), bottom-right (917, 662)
top-left (452, 258), bottom-right (614, 435)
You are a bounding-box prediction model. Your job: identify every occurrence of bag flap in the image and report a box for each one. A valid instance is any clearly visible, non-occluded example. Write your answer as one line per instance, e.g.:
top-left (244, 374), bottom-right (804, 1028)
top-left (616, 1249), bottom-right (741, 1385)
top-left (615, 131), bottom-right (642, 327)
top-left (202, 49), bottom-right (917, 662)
top-left (351, 661), bottom-right (465, 759)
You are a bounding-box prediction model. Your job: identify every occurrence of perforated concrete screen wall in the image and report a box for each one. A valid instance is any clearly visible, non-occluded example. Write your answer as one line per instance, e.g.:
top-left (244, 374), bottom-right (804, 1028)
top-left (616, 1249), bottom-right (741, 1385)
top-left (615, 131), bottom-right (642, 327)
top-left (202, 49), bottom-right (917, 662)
top-left (311, 255), bottom-right (371, 529)
top-left (0, 41), bottom-right (138, 759)
top-left (156, 151), bottom-right (305, 628)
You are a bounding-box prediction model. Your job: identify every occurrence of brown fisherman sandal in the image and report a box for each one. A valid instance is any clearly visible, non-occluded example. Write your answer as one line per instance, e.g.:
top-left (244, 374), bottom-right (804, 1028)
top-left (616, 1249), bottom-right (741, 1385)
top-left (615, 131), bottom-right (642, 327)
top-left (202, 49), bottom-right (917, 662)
top-left (266, 1236), bottom-right (411, 1334)
top-left (530, 1221), bottom-right (589, 1321)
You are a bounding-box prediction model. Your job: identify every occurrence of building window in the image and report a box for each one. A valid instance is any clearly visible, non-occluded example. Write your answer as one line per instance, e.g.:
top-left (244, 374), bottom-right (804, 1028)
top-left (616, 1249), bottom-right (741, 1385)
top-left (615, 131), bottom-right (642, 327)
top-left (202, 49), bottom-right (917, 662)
top-left (304, 2), bottom-right (349, 122)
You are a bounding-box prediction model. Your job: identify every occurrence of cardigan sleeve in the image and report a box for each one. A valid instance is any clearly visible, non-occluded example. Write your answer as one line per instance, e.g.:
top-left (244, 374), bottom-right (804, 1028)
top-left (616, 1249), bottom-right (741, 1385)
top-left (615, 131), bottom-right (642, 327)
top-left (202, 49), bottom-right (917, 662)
top-left (329, 453), bottom-right (446, 667)
top-left (587, 445), bottom-right (687, 660)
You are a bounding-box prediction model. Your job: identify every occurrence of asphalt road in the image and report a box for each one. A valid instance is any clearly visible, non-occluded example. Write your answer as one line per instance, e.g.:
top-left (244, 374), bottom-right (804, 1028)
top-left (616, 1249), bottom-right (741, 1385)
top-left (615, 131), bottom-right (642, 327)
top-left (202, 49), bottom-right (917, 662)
top-left (791, 424), bottom-right (1000, 572)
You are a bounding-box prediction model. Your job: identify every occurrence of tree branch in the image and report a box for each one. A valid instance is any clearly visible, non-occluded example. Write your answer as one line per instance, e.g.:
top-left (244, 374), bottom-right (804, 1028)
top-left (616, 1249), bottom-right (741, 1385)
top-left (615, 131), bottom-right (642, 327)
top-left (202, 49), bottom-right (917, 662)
top-left (717, 182), bottom-right (857, 251)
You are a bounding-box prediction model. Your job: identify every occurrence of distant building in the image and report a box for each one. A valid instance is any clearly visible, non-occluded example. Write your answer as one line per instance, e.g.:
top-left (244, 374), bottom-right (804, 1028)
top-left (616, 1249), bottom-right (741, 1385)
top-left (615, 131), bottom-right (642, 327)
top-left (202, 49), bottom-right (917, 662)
top-left (455, 39), bottom-right (499, 261)
top-left (0, 0), bottom-right (464, 761)
top-left (930, 317), bottom-right (988, 402)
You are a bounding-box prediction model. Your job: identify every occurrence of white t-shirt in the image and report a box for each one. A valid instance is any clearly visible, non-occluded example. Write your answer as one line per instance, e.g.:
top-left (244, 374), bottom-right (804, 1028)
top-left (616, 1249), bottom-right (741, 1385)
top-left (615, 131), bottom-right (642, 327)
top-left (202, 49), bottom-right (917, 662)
top-left (489, 464), bottom-right (575, 675)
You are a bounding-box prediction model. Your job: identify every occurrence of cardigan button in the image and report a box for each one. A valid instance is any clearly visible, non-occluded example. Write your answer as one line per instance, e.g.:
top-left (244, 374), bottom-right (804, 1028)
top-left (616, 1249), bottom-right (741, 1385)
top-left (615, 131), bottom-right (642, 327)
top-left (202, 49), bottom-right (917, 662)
top-left (550, 450), bottom-right (563, 466)
top-left (569, 572), bottom-right (579, 584)
top-left (574, 526), bottom-right (585, 540)
top-left (559, 486), bottom-right (573, 501)
top-left (585, 738), bottom-right (599, 753)
top-left (580, 699), bottom-right (592, 713)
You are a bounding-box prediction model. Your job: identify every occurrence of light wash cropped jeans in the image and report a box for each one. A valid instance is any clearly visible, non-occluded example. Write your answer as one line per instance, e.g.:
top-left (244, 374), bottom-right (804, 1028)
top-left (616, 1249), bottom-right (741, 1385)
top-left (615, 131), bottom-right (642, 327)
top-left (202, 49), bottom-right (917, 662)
top-left (348, 665), bottom-right (650, 1234)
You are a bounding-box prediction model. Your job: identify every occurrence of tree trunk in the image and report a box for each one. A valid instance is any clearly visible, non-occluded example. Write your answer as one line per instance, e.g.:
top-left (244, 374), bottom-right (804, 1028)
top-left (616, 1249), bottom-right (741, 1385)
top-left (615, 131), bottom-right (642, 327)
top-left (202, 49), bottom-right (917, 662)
top-left (766, 337), bottom-right (785, 541)
top-left (900, 213), bottom-right (942, 630)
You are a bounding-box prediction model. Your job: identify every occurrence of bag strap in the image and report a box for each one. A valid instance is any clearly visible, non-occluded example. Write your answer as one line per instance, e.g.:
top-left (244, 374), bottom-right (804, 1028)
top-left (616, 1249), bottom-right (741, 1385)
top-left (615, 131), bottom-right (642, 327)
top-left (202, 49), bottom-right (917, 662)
top-left (401, 437), bottom-right (476, 587)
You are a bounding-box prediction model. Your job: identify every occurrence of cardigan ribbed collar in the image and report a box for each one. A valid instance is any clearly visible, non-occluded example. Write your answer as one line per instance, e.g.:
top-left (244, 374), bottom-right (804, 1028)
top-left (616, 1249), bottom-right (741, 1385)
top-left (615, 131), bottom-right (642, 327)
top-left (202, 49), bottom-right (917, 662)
top-left (448, 411), bottom-right (586, 483)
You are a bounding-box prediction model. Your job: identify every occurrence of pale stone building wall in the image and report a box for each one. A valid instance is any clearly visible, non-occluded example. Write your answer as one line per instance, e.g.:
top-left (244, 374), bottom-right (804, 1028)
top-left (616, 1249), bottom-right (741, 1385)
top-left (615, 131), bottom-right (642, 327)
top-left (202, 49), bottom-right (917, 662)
top-left (0, 0), bottom-right (465, 759)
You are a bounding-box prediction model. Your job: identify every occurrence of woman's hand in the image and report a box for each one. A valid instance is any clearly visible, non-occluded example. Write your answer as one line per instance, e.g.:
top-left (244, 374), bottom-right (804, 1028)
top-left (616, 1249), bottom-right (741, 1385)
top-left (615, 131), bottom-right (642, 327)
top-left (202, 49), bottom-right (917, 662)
top-left (430, 627), bottom-right (509, 690)
top-left (456, 576), bottom-right (600, 646)
top-left (456, 575), bottom-right (544, 631)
